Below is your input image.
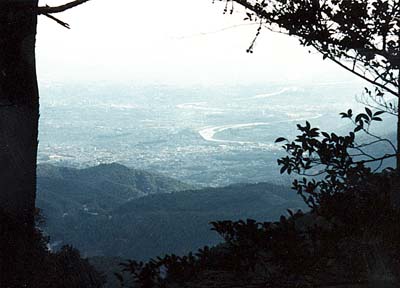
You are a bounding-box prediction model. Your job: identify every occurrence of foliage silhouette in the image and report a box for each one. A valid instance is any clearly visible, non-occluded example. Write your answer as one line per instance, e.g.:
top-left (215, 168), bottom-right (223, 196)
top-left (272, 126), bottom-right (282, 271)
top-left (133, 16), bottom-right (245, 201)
top-left (116, 172), bottom-right (400, 287)
top-left (0, 209), bottom-right (105, 288)
top-left (276, 108), bottom-right (395, 208)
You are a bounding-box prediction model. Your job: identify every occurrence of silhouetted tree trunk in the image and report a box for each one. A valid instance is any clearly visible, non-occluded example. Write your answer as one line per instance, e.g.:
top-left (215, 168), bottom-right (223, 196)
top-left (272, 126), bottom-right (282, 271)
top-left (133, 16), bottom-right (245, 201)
top-left (0, 1), bottom-right (39, 228)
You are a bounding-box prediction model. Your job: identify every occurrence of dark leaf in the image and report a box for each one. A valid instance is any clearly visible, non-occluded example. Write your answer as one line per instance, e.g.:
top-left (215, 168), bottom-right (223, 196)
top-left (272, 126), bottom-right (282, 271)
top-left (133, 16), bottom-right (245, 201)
top-left (275, 137), bottom-right (287, 143)
top-left (365, 107), bottom-right (372, 117)
top-left (354, 125), bottom-right (362, 132)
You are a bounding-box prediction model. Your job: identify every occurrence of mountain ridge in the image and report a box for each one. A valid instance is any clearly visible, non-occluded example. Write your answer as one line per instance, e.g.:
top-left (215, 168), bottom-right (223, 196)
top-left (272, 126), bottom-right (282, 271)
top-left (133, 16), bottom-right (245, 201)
top-left (36, 163), bottom-right (305, 260)
top-left (37, 163), bottom-right (194, 217)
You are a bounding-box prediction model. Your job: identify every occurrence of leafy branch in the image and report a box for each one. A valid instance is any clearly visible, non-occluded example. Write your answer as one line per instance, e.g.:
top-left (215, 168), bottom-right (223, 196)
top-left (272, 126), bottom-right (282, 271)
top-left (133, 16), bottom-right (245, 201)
top-left (276, 107), bottom-right (395, 208)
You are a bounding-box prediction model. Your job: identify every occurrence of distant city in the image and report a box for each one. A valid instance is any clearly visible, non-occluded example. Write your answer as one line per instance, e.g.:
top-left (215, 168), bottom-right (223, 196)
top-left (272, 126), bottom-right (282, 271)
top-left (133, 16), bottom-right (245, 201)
top-left (38, 80), bottom-right (378, 187)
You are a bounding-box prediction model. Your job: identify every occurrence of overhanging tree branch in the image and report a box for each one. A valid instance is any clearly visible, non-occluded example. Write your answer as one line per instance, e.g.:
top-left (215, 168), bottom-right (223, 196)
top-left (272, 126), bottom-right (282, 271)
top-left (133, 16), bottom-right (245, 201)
top-left (229, 0), bottom-right (399, 98)
top-left (37, 0), bottom-right (90, 15)
top-left (320, 50), bottom-right (398, 97)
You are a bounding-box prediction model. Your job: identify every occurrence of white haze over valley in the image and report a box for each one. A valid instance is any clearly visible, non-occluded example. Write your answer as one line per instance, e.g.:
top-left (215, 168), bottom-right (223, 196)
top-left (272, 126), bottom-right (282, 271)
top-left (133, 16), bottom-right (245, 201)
top-left (35, 0), bottom-right (390, 187)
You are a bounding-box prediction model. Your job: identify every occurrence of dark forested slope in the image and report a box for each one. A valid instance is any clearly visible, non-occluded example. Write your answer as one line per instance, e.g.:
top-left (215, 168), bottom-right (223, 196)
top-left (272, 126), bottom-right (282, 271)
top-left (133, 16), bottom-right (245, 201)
top-left (37, 163), bottom-right (193, 217)
top-left (36, 164), bottom-right (305, 260)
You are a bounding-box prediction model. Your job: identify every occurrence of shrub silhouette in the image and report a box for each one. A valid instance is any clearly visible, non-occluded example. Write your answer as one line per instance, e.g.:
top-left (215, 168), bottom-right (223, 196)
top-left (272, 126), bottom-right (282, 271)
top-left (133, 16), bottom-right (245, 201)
top-left (0, 209), bottom-right (105, 288)
top-left (117, 113), bottom-right (400, 287)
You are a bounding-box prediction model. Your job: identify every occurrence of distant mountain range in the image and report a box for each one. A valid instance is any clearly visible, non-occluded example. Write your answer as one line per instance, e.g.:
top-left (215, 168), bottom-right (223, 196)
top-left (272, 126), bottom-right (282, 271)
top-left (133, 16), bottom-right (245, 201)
top-left (37, 163), bottom-right (306, 260)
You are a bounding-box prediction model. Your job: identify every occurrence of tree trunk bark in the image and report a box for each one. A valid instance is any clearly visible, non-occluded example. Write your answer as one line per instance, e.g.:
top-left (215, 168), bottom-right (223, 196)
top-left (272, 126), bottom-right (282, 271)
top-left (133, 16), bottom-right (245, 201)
top-left (0, 1), bottom-right (39, 229)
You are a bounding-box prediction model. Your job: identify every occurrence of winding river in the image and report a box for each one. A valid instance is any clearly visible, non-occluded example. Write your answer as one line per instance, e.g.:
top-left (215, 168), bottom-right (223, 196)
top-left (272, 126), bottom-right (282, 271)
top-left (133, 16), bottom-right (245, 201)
top-left (198, 114), bottom-right (323, 145)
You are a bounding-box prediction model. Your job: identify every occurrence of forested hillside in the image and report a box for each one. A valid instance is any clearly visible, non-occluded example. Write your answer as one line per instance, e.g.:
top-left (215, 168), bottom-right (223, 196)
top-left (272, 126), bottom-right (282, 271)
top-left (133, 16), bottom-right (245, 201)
top-left (36, 165), bottom-right (304, 260)
top-left (36, 163), bottom-right (193, 217)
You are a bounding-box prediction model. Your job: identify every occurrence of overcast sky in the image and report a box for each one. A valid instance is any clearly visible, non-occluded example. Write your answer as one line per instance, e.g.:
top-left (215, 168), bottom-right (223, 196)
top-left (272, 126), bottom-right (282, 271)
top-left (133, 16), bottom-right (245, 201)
top-left (36, 0), bottom-right (355, 86)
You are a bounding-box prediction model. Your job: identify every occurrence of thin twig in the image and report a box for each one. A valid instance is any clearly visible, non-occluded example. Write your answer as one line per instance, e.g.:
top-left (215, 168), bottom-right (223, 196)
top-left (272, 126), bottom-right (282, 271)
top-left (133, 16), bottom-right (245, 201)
top-left (43, 13), bottom-right (70, 29)
top-left (360, 153), bottom-right (396, 164)
top-left (349, 117), bottom-right (397, 153)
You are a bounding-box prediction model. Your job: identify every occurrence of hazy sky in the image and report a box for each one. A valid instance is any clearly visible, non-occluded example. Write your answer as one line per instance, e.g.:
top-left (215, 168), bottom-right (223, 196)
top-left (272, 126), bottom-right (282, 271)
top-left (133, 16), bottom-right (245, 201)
top-left (36, 0), bottom-right (355, 85)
